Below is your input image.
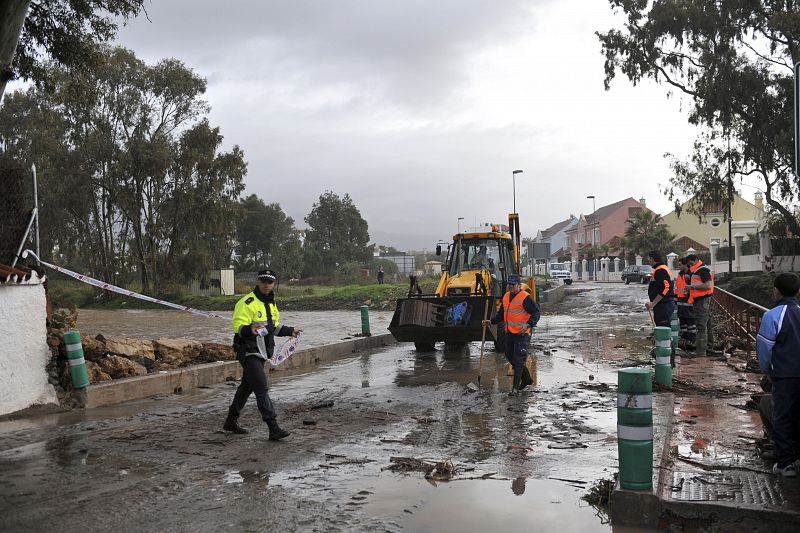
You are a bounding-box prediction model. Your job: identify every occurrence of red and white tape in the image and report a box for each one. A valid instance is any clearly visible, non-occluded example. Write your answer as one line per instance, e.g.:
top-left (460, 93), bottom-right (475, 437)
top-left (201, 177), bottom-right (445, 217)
top-left (23, 249), bottom-right (229, 321)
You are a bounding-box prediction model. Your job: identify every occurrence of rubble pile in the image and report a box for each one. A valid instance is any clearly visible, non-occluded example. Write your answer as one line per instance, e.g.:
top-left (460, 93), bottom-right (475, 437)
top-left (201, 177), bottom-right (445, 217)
top-left (49, 329), bottom-right (234, 383)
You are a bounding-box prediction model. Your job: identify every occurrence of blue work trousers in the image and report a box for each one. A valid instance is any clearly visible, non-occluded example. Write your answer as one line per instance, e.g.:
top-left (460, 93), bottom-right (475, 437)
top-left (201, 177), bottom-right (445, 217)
top-left (772, 377), bottom-right (800, 468)
top-left (504, 333), bottom-right (530, 371)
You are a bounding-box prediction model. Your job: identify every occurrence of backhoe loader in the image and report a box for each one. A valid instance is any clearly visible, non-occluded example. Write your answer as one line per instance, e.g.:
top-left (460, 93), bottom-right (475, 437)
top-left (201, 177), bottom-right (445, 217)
top-left (388, 213), bottom-right (536, 351)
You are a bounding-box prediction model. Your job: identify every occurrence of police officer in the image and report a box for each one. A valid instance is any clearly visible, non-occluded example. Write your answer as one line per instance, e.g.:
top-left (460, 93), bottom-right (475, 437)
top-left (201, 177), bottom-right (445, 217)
top-left (223, 269), bottom-right (301, 440)
top-left (482, 274), bottom-right (540, 396)
top-left (644, 250), bottom-right (675, 327)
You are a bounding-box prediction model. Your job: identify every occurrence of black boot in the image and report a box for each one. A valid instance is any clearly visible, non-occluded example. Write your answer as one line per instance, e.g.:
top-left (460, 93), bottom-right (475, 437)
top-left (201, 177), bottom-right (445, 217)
top-left (266, 419), bottom-right (290, 441)
top-left (509, 369), bottom-right (522, 396)
top-left (520, 366), bottom-right (534, 390)
top-left (223, 414), bottom-right (248, 434)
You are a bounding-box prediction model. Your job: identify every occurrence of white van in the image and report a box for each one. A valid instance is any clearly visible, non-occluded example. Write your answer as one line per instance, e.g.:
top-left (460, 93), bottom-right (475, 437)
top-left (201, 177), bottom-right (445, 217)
top-left (549, 263), bottom-right (573, 285)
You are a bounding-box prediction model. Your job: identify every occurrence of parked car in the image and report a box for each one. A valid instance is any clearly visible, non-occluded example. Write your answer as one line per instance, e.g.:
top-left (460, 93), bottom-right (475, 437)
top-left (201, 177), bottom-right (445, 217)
top-left (621, 265), bottom-right (653, 284)
top-left (548, 263), bottom-right (573, 285)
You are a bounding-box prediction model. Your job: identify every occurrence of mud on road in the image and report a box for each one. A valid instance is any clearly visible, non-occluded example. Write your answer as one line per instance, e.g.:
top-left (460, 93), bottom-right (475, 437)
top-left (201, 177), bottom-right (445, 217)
top-left (1, 283), bottom-right (670, 532)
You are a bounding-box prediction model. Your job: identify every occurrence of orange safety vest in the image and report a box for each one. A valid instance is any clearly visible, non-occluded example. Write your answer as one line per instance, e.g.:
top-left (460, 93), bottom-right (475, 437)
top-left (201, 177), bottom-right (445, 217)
top-left (674, 272), bottom-right (693, 303)
top-left (689, 260), bottom-right (714, 300)
top-left (652, 264), bottom-right (673, 296)
top-left (503, 290), bottom-right (532, 334)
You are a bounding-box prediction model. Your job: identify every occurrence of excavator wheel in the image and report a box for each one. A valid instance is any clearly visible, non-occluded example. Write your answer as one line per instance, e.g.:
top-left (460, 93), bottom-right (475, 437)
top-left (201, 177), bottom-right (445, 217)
top-left (414, 341), bottom-right (436, 352)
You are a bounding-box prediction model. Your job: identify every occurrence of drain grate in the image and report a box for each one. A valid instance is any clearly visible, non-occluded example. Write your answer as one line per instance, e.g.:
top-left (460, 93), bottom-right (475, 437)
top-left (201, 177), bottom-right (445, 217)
top-left (670, 470), bottom-right (784, 507)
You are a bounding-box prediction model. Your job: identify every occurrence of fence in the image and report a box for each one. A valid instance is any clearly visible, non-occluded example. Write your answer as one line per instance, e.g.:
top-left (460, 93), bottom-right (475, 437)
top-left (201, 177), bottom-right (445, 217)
top-left (712, 286), bottom-right (767, 353)
top-left (0, 166), bottom-right (33, 265)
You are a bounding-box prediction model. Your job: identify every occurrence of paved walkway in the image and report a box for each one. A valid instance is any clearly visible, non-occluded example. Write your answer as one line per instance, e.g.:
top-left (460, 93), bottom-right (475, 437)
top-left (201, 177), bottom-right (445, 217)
top-left (615, 349), bottom-right (800, 530)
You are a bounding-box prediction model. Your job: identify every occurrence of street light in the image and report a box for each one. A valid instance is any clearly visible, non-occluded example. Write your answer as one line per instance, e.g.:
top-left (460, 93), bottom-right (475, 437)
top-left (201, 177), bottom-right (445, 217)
top-left (587, 195), bottom-right (597, 280)
top-left (457, 217), bottom-right (464, 234)
top-left (586, 195), bottom-right (597, 245)
top-left (512, 170), bottom-right (523, 213)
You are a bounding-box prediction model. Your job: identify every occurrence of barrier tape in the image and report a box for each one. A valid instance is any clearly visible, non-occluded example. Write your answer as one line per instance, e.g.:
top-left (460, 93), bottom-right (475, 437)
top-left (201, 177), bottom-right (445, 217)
top-left (24, 250), bottom-right (305, 367)
top-left (23, 249), bottom-right (228, 320)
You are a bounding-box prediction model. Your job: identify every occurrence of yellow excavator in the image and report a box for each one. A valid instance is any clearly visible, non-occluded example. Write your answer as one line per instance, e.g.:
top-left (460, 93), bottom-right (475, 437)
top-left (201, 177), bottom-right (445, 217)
top-left (388, 213), bottom-right (537, 351)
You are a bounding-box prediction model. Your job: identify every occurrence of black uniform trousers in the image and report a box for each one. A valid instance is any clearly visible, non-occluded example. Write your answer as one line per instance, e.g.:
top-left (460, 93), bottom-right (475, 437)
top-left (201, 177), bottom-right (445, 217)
top-left (229, 355), bottom-right (277, 422)
top-left (652, 298), bottom-right (675, 327)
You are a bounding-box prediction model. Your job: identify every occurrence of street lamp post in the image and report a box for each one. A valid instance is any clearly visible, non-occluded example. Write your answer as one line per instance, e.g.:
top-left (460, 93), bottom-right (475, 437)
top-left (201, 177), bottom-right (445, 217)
top-left (512, 170), bottom-right (523, 213)
top-left (458, 217), bottom-right (464, 234)
top-left (587, 195), bottom-right (597, 280)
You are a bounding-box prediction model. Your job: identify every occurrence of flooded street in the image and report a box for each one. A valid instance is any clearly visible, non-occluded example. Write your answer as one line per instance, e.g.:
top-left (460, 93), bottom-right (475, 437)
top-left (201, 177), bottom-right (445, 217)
top-left (2, 283), bottom-right (674, 531)
top-left (78, 309), bottom-right (396, 346)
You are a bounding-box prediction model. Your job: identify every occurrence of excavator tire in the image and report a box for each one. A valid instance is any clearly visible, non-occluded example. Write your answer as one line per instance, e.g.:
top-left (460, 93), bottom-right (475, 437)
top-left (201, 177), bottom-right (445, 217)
top-left (414, 341), bottom-right (436, 352)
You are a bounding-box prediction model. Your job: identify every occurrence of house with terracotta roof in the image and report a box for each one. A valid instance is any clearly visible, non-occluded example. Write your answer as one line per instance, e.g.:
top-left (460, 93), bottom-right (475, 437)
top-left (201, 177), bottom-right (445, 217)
top-left (564, 197), bottom-right (652, 258)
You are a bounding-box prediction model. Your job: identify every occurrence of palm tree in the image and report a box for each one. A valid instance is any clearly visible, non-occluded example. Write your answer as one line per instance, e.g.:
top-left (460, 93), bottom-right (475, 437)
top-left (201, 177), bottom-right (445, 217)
top-left (624, 211), bottom-right (676, 257)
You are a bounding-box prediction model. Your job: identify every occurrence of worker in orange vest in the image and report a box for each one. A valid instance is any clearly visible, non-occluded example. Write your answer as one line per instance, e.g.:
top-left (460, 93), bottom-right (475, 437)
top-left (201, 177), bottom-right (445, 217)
top-left (644, 250), bottom-right (675, 326)
top-left (686, 254), bottom-right (721, 356)
top-left (483, 274), bottom-right (540, 396)
top-left (674, 257), bottom-right (696, 350)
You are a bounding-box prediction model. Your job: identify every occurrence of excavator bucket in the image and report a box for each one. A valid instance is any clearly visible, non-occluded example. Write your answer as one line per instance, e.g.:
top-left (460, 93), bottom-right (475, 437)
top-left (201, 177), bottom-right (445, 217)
top-left (388, 294), bottom-right (498, 344)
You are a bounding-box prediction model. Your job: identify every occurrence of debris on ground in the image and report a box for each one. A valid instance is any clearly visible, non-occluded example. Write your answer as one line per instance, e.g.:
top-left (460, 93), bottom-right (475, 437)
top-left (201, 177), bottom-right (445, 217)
top-left (384, 456), bottom-right (458, 481)
top-left (385, 457), bottom-right (435, 472)
top-left (577, 382), bottom-right (611, 392)
top-left (582, 476), bottom-right (615, 524)
top-left (310, 400), bottom-right (335, 410)
top-left (425, 459), bottom-right (456, 481)
top-left (653, 377), bottom-right (739, 397)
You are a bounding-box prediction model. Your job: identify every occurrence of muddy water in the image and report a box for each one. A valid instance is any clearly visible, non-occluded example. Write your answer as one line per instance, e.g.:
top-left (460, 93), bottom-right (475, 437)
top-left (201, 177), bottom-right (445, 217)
top-left (78, 309), bottom-right (395, 346)
top-left (1, 282), bottom-right (663, 532)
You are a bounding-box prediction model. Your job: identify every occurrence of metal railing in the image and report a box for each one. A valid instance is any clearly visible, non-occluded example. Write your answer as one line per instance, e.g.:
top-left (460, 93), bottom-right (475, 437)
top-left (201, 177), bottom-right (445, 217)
top-left (712, 287), bottom-right (768, 353)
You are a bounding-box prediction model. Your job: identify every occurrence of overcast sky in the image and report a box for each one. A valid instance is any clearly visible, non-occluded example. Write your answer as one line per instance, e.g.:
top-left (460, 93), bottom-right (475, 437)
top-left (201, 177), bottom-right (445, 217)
top-left (112, 0), bottom-right (722, 250)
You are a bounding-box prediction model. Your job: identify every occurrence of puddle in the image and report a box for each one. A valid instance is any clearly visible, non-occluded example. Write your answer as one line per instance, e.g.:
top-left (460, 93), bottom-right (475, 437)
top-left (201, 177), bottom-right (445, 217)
top-left (223, 470), bottom-right (269, 486)
top-left (271, 470), bottom-right (613, 532)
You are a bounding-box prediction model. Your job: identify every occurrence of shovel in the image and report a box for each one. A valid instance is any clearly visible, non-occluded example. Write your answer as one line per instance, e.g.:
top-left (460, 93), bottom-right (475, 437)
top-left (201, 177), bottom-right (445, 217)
top-left (647, 307), bottom-right (655, 327)
top-left (478, 296), bottom-right (490, 387)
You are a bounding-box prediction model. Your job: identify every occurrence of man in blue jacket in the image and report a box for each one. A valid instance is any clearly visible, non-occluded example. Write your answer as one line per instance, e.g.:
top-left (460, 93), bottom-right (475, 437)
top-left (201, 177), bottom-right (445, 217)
top-left (757, 272), bottom-right (800, 477)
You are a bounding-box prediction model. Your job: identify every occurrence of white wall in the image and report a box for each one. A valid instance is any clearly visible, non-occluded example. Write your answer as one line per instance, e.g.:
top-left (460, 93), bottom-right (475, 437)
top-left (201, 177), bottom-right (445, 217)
top-left (0, 283), bottom-right (57, 416)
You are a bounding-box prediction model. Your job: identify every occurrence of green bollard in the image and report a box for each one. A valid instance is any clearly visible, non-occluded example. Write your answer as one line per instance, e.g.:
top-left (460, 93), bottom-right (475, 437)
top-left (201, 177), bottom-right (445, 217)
top-left (360, 305), bottom-right (371, 337)
top-left (654, 326), bottom-right (672, 386)
top-left (63, 330), bottom-right (90, 389)
top-left (618, 368), bottom-right (653, 490)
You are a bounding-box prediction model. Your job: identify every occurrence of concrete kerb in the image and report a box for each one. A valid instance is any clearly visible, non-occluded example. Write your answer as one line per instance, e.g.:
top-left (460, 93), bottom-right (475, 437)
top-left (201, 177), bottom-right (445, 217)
top-left (540, 283), bottom-right (567, 308)
top-left (610, 390), bottom-right (675, 528)
top-left (86, 333), bottom-right (396, 409)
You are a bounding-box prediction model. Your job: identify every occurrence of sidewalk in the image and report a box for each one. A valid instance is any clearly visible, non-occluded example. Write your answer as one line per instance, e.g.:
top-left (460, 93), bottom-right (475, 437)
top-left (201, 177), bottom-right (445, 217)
top-left (612, 352), bottom-right (800, 530)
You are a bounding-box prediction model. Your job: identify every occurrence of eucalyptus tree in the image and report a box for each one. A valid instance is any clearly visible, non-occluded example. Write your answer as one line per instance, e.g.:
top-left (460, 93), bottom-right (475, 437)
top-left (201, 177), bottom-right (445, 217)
top-left (598, 1), bottom-right (800, 234)
top-left (0, 47), bottom-right (246, 292)
top-left (0, 0), bottom-right (145, 99)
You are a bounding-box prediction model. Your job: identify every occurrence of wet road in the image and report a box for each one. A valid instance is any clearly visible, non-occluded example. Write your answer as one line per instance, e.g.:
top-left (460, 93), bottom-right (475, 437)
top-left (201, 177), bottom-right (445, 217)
top-left (1, 282), bottom-right (661, 532)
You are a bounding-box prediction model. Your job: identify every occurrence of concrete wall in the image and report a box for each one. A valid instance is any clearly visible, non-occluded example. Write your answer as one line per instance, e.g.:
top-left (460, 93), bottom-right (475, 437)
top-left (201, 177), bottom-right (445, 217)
top-left (0, 284), bottom-right (57, 416)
